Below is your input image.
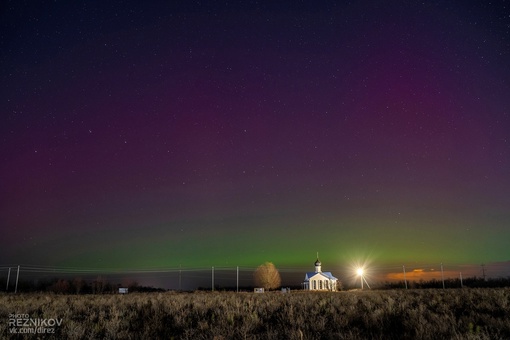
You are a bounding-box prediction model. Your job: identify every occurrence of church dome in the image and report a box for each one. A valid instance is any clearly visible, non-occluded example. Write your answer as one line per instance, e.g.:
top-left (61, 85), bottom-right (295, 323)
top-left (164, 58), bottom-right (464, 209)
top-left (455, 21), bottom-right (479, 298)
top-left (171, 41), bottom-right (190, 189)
top-left (314, 259), bottom-right (321, 266)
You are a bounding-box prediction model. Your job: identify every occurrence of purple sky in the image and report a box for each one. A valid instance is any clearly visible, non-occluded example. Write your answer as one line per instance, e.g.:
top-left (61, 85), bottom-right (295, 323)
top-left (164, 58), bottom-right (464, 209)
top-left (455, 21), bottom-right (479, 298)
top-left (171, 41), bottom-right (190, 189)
top-left (1, 1), bottom-right (509, 288)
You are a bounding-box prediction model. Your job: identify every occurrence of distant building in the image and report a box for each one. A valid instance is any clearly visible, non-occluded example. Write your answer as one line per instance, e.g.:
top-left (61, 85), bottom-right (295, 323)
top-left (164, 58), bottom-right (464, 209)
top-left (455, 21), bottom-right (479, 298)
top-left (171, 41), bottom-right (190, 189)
top-left (303, 257), bottom-right (338, 291)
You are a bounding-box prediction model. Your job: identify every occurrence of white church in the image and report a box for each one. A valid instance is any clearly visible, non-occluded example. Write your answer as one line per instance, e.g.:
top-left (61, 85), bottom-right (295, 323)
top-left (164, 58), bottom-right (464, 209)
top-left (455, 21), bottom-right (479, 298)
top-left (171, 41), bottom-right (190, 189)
top-left (303, 256), bottom-right (339, 291)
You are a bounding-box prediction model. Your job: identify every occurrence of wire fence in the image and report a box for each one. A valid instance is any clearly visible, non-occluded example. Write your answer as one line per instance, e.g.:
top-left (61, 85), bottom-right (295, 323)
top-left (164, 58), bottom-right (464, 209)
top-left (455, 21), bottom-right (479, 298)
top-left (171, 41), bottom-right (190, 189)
top-left (1, 261), bottom-right (509, 292)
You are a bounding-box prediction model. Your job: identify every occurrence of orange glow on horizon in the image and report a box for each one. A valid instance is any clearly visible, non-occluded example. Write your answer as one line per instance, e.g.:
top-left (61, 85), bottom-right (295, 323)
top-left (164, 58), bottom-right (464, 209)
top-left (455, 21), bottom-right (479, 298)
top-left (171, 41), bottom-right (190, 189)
top-left (385, 268), bottom-right (464, 281)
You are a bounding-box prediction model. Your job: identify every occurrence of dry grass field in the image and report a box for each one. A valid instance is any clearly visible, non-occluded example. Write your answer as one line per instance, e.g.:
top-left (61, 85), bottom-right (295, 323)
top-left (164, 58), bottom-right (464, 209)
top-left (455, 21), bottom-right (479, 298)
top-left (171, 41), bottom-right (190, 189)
top-left (1, 288), bottom-right (509, 339)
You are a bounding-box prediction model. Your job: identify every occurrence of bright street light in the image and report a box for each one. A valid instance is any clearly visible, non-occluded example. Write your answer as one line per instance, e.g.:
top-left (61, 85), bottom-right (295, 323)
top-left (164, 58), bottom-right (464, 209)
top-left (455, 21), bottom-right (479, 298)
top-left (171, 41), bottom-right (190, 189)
top-left (357, 267), bottom-right (364, 289)
top-left (355, 266), bottom-right (370, 290)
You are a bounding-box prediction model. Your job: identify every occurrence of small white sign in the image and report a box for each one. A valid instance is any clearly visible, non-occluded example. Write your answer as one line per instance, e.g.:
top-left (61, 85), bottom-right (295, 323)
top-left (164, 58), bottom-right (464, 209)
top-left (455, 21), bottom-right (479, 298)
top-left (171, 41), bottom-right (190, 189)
top-left (119, 288), bottom-right (128, 294)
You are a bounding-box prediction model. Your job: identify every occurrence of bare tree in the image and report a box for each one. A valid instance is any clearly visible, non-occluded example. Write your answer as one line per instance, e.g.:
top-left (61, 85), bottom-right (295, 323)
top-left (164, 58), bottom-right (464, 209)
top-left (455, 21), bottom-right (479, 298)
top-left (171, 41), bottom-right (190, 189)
top-left (92, 276), bottom-right (105, 294)
top-left (51, 279), bottom-right (70, 294)
top-left (253, 262), bottom-right (281, 290)
top-left (73, 277), bottom-right (85, 294)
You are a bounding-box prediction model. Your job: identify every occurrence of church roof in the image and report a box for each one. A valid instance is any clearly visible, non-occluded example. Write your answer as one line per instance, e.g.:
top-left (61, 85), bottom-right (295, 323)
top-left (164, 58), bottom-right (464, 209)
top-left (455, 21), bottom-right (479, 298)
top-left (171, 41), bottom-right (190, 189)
top-left (304, 271), bottom-right (337, 281)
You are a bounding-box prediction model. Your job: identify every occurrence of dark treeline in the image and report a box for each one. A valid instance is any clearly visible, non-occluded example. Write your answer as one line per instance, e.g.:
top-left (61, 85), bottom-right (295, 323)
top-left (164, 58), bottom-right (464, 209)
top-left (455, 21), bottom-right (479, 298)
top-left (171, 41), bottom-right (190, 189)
top-left (4, 277), bottom-right (165, 294)
top-left (3, 275), bottom-right (510, 294)
top-left (379, 276), bottom-right (510, 289)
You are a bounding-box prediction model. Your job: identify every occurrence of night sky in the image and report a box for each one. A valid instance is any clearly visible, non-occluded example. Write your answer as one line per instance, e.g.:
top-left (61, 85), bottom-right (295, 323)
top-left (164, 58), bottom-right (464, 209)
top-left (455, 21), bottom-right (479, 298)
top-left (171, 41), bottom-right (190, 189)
top-left (1, 1), bottom-right (509, 286)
